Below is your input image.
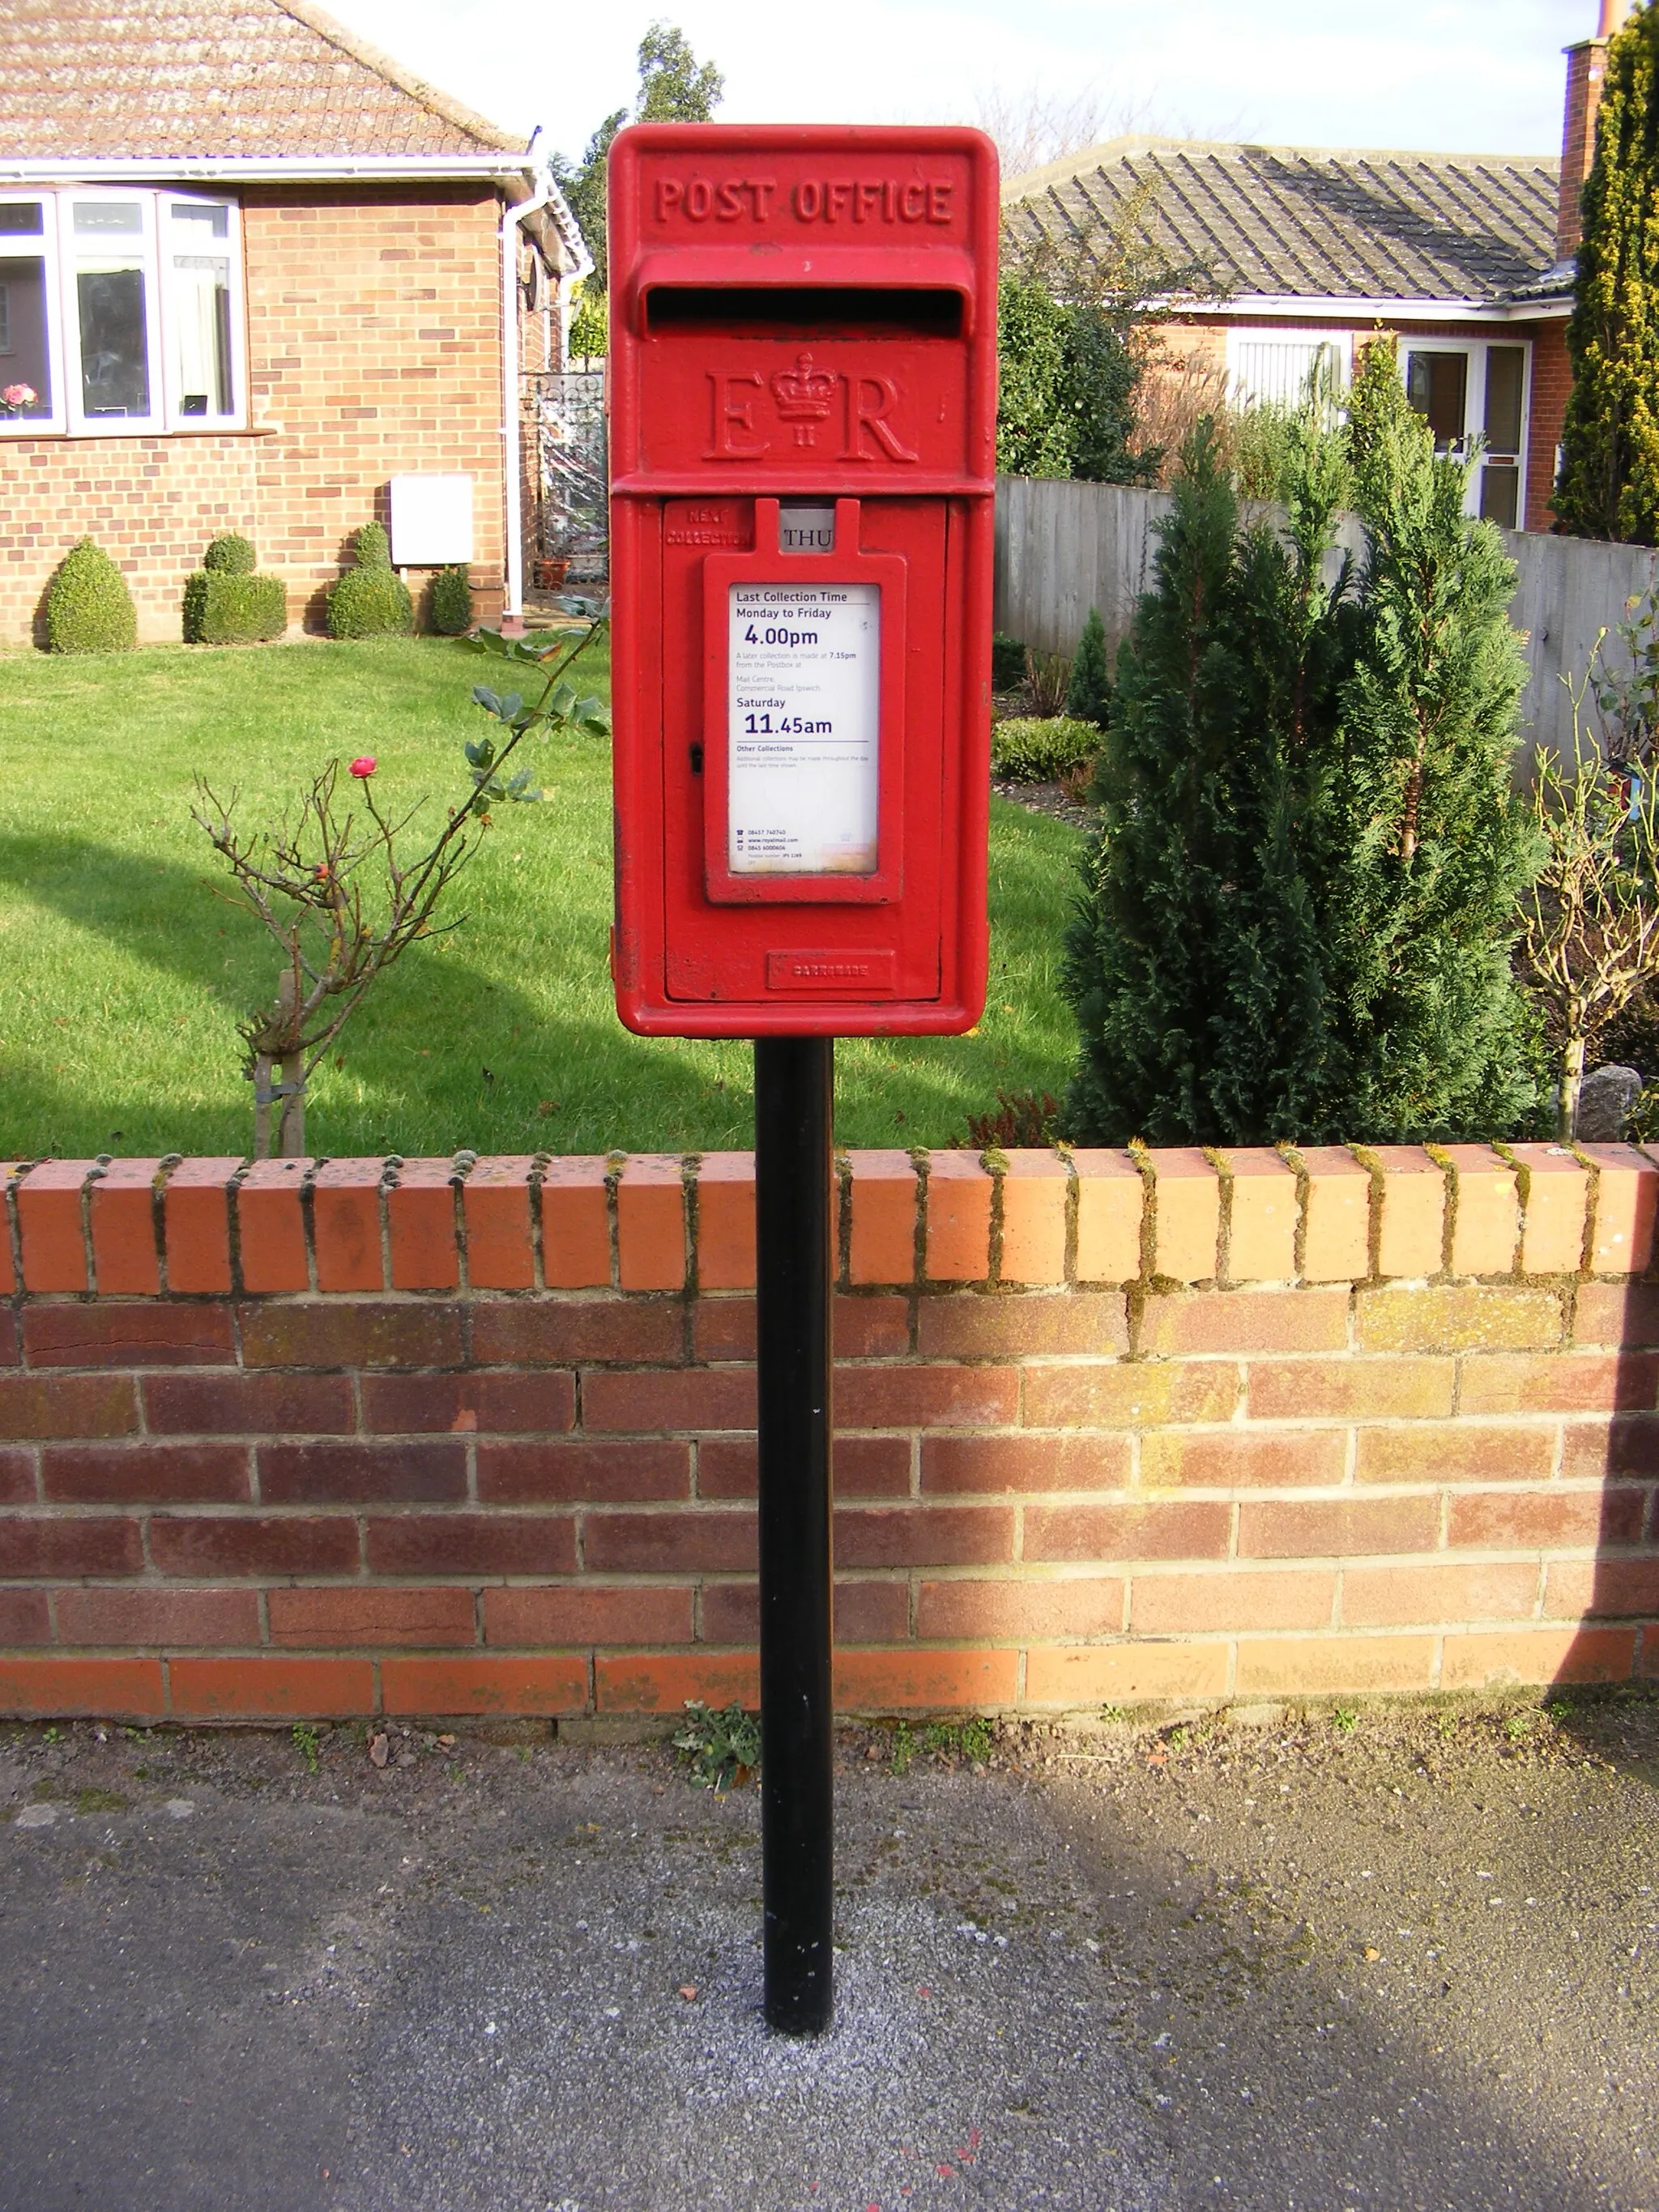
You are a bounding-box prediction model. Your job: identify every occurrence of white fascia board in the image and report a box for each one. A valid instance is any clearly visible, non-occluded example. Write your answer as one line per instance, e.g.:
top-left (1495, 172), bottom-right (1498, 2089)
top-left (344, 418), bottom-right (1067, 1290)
top-left (0, 154), bottom-right (538, 185)
top-left (1187, 292), bottom-right (1570, 324)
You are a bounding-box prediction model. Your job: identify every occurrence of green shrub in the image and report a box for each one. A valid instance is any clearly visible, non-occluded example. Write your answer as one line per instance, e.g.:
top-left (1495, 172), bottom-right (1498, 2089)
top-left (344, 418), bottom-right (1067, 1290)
top-left (328, 567), bottom-right (413, 640)
top-left (353, 520), bottom-right (392, 569)
top-left (326, 522), bottom-right (412, 640)
top-left (183, 534), bottom-right (285, 643)
top-left (1230, 399), bottom-right (1303, 501)
top-left (183, 570), bottom-right (287, 644)
top-left (568, 287), bottom-right (608, 362)
top-left (429, 564), bottom-right (474, 636)
top-left (992, 631), bottom-right (1027, 689)
top-left (45, 538), bottom-right (136, 654)
top-left (991, 714), bottom-right (1100, 782)
top-left (202, 533), bottom-right (257, 576)
top-left (1026, 648), bottom-right (1073, 716)
top-left (1066, 607), bottom-right (1111, 727)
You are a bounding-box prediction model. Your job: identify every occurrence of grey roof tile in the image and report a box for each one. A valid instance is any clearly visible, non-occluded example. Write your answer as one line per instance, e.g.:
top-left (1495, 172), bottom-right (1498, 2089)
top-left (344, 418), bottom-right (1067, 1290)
top-left (1004, 137), bottom-right (1559, 304)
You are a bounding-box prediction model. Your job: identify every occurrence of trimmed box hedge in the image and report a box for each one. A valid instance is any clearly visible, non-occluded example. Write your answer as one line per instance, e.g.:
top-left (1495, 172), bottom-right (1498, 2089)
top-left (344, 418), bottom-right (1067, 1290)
top-left (45, 539), bottom-right (136, 655)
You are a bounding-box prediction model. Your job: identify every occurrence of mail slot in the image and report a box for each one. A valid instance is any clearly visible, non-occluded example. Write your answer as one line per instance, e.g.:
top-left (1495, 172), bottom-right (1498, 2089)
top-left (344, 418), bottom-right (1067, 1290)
top-left (608, 123), bottom-right (998, 1037)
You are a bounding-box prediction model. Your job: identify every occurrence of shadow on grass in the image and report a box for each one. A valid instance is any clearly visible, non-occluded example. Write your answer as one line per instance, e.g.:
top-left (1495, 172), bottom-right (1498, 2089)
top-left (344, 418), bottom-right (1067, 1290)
top-left (0, 826), bottom-right (556, 1156)
top-left (0, 826), bottom-right (255, 999)
top-left (0, 812), bottom-right (1083, 1157)
top-left (0, 826), bottom-right (719, 1155)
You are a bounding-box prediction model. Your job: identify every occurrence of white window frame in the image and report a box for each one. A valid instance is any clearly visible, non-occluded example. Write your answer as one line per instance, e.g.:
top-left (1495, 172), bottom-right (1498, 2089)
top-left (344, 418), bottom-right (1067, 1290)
top-left (0, 192), bottom-right (67, 434)
top-left (0, 186), bottom-right (245, 437)
top-left (1397, 335), bottom-right (1532, 530)
top-left (60, 187), bottom-right (166, 433)
top-left (158, 191), bottom-right (246, 432)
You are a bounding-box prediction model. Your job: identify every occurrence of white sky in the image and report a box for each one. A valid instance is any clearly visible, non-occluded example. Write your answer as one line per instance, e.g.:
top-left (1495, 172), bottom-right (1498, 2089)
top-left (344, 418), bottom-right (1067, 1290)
top-left (322, 0), bottom-right (1599, 168)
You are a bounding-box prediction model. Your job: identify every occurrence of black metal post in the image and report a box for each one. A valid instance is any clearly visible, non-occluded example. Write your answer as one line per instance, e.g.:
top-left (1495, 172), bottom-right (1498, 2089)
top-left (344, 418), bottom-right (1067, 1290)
top-left (753, 1034), bottom-right (835, 2035)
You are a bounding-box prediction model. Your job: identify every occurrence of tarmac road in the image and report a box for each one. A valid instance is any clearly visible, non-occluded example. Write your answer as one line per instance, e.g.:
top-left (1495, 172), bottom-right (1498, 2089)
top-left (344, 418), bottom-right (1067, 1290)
top-left (0, 1692), bottom-right (1653, 2212)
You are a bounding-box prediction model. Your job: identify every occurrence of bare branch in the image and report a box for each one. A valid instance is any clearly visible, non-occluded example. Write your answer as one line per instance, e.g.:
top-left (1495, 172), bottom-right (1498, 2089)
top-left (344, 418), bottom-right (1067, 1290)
top-left (194, 616), bottom-right (610, 1154)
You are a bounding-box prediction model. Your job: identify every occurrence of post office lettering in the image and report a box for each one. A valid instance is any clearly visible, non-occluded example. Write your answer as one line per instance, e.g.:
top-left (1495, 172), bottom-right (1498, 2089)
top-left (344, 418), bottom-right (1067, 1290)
top-left (653, 173), bottom-right (953, 227)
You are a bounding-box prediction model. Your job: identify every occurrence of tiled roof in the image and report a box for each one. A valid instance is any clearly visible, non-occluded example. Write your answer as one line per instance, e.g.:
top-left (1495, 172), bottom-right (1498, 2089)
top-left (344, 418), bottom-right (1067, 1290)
top-left (0, 0), bottom-right (524, 160)
top-left (1004, 136), bottom-right (1560, 305)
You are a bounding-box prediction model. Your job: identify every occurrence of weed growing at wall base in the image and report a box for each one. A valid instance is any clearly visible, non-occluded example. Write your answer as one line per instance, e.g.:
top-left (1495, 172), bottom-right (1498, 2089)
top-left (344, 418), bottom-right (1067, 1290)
top-left (674, 1703), bottom-right (760, 1792)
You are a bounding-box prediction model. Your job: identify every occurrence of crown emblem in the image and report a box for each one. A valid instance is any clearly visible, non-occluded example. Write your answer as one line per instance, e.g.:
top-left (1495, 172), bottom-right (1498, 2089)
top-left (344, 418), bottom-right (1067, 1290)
top-left (770, 352), bottom-right (838, 446)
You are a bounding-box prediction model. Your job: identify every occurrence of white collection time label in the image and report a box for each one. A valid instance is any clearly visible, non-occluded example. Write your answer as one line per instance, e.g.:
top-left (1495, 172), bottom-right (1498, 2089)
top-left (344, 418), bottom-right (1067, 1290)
top-left (727, 581), bottom-right (880, 875)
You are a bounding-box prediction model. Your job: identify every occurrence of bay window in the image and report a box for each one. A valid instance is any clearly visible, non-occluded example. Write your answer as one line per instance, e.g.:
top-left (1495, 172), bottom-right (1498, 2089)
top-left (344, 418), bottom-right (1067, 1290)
top-left (0, 190), bottom-right (245, 435)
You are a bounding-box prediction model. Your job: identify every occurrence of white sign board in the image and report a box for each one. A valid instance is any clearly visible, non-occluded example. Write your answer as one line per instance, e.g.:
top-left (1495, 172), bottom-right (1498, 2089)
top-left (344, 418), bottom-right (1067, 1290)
top-left (388, 474), bottom-right (474, 566)
top-left (727, 582), bottom-right (880, 875)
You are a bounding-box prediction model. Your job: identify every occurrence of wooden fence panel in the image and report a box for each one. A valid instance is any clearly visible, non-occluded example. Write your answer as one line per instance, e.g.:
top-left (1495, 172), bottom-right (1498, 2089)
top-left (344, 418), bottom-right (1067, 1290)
top-left (995, 474), bottom-right (1659, 763)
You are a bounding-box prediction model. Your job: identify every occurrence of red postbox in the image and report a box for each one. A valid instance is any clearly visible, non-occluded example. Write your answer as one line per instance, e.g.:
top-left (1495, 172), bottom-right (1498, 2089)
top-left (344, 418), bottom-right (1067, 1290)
top-left (607, 124), bottom-right (999, 1037)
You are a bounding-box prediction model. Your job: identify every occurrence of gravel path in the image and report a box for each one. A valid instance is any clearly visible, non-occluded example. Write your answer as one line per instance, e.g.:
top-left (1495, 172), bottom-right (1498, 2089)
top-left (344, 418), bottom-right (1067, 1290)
top-left (1, 1693), bottom-right (1653, 2211)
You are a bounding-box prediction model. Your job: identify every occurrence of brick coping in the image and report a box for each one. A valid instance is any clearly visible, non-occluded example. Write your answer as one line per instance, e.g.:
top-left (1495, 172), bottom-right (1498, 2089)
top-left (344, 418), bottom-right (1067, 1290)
top-left (2, 1142), bottom-right (1654, 1298)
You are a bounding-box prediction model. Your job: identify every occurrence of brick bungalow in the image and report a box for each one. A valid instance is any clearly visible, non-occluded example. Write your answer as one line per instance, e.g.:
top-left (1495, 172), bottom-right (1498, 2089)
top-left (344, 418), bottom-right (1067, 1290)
top-left (1002, 1), bottom-right (1631, 533)
top-left (0, 0), bottom-right (587, 644)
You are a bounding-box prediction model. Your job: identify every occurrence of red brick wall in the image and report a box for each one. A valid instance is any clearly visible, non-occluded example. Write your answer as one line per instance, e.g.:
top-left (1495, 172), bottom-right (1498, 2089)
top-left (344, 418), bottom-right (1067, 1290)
top-left (1558, 39), bottom-right (1610, 262)
top-left (1, 1144), bottom-right (1655, 1724)
top-left (1525, 319), bottom-right (1572, 531)
top-left (0, 185), bottom-right (511, 647)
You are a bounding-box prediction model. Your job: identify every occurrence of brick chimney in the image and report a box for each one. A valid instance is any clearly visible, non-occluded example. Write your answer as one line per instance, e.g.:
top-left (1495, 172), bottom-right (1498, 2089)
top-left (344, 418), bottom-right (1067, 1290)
top-left (1558, 0), bottom-right (1633, 259)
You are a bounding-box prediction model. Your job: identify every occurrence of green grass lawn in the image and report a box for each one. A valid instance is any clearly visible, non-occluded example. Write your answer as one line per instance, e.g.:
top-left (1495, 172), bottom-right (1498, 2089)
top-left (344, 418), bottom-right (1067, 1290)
top-left (0, 638), bottom-right (1083, 1158)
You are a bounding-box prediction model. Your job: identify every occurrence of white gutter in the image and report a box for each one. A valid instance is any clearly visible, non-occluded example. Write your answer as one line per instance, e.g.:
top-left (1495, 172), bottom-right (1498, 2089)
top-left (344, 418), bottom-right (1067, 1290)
top-left (1179, 291), bottom-right (1571, 324)
top-left (0, 153), bottom-right (538, 184)
top-left (501, 168), bottom-right (550, 628)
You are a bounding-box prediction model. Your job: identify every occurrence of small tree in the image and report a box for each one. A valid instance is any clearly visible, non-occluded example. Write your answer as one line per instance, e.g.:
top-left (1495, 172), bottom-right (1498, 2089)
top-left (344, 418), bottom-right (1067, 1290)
top-left (551, 24), bottom-right (723, 313)
top-left (1061, 420), bottom-right (1350, 1144)
top-left (1518, 609), bottom-right (1659, 1135)
top-left (1062, 385), bottom-right (1543, 1148)
top-left (1589, 585), bottom-right (1659, 768)
top-left (1519, 707), bottom-right (1659, 1137)
top-left (1556, 1), bottom-right (1659, 543)
top-left (1328, 397), bottom-right (1542, 1138)
top-left (996, 185), bottom-right (1209, 485)
top-left (194, 613), bottom-right (609, 1155)
top-left (1065, 607), bottom-right (1111, 727)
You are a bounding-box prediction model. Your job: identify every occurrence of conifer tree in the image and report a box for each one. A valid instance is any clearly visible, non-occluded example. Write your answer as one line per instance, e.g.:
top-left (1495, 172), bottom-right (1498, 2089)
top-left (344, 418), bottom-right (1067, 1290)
top-left (1325, 410), bottom-right (1543, 1136)
top-left (1060, 422), bottom-right (1348, 1143)
top-left (1556, 1), bottom-right (1659, 543)
top-left (1060, 397), bottom-right (1542, 1146)
top-left (1344, 333), bottom-right (1427, 515)
top-left (1065, 607), bottom-right (1111, 727)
